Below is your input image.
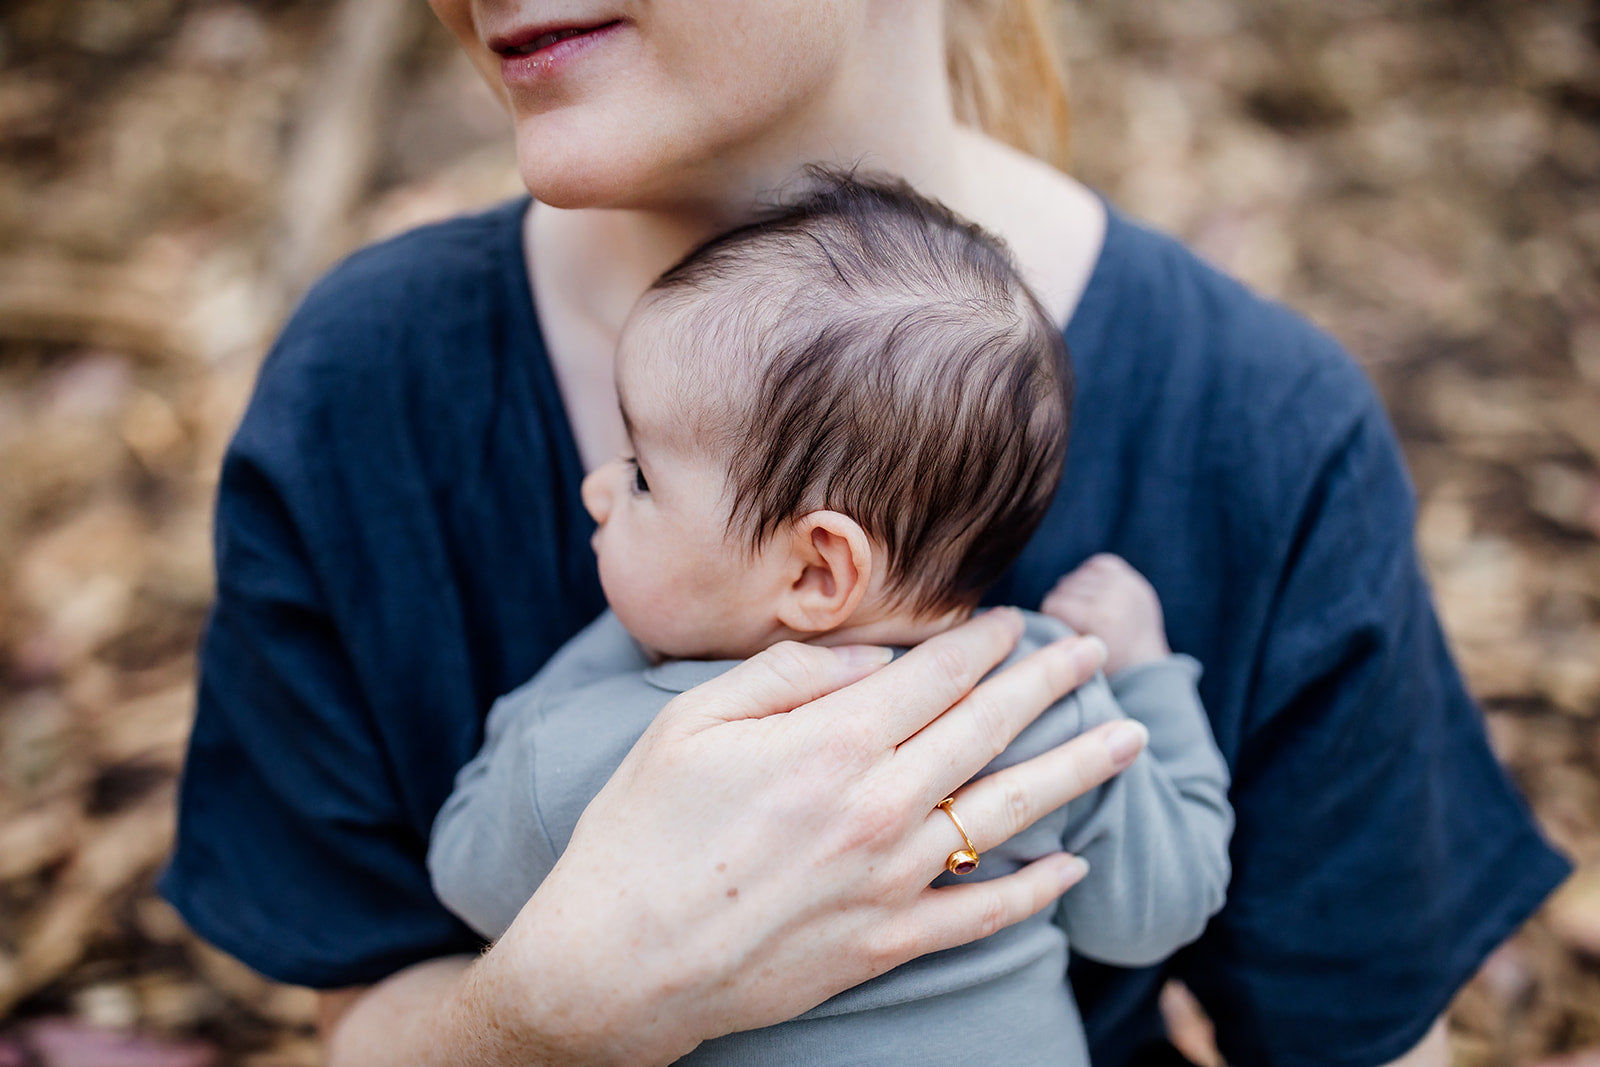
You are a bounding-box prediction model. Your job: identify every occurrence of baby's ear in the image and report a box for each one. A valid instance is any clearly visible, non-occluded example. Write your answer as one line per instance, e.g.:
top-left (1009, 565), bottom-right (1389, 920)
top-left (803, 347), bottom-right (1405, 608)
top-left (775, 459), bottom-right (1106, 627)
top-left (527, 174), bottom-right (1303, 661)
top-left (775, 511), bottom-right (874, 635)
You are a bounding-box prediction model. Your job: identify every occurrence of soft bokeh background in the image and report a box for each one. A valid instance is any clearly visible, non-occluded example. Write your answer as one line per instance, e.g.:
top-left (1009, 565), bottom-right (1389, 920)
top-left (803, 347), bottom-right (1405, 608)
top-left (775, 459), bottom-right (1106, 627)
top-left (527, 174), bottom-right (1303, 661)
top-left (0, 1), bottom-right (1596, 1063)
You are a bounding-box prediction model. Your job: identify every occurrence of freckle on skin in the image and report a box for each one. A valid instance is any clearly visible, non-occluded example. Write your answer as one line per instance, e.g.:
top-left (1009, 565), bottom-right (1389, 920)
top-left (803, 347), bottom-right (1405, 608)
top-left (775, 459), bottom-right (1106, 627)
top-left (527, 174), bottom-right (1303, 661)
top-left (727, 887), bottom-right (739, 898)
top-left (716, 862), bottom-right (726, 872)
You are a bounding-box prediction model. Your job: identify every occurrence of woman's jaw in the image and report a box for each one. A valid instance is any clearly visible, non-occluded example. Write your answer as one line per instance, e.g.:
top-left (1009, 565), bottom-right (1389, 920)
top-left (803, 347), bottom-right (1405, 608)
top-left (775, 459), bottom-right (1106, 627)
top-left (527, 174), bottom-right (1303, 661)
top-left (429, 0), bottom-right (961, 220)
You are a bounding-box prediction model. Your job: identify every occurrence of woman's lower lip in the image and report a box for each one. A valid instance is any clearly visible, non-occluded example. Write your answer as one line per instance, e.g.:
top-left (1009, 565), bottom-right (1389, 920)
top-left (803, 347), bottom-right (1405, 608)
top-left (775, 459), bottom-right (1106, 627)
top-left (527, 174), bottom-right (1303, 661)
top-left (498, 22), bottom-right (624, 89)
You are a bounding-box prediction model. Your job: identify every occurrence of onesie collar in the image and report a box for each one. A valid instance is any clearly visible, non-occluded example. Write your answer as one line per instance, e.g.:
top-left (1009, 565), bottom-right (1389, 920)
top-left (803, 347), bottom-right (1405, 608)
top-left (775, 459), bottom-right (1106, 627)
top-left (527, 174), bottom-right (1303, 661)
top-left (641, 657), bottom-right (741, 693)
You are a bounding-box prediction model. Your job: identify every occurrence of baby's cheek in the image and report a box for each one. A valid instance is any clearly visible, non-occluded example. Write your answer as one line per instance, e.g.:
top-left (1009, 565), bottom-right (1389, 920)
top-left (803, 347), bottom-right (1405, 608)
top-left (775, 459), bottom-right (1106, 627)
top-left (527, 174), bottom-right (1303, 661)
top-left (597, 545), bottom-right (656, 618)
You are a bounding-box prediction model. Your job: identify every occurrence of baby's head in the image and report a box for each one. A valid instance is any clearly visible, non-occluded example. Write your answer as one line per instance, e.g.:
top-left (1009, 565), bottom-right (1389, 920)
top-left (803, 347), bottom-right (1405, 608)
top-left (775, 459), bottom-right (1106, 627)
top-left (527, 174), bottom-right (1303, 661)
top-left (581, 172), bottom-right (1071, 659)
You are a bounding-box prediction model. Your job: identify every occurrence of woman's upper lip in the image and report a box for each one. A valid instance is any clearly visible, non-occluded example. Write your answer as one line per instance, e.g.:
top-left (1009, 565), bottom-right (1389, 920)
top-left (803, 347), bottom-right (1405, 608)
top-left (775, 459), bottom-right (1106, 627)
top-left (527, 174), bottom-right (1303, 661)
top-left (486, 17), bottom-right (623, 56)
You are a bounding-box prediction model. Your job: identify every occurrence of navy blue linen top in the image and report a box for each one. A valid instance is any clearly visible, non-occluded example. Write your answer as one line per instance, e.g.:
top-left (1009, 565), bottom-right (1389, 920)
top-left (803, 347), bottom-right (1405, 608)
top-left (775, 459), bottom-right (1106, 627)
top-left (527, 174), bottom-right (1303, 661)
top-left (162, 197), bottom-right (1569, 1067)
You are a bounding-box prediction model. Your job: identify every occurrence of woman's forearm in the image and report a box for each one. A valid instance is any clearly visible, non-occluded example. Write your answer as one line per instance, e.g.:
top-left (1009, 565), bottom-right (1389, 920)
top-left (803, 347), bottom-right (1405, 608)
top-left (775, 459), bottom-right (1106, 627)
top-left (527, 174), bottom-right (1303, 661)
top-left (1381, 1019), bottom-right (1447, 1067)
top-left (322, 620), bottom-right (1123, 1064)
top-left (323, 953), bottom-right (661, 1067)
top-left (322, 957), bottom-right (511, 1067)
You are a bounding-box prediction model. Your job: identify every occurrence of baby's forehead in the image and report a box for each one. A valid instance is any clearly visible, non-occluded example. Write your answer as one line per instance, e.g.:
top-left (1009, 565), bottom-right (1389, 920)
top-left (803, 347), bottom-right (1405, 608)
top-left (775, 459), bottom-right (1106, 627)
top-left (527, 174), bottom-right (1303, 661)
top-left (618, 289), bottom-right (758, 394)
top-left (615, 290), bottom-right (759, 447)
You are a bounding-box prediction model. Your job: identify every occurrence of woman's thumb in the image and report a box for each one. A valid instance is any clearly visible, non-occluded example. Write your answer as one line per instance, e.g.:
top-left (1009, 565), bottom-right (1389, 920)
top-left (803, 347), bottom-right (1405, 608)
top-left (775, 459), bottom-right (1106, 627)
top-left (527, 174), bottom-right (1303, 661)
top-left (676, 641), bottom-right (893, 724)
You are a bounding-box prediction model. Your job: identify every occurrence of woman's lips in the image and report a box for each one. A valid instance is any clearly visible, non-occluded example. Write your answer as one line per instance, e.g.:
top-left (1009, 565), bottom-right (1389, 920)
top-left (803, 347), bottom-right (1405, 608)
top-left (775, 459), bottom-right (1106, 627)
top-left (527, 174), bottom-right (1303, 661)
top-left (493, 20), bottom-right (625, 88)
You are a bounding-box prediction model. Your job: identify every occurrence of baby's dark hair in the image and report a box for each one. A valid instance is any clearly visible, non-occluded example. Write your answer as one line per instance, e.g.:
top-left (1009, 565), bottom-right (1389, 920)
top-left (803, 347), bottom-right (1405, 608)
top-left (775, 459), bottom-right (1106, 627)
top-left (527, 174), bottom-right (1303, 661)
top-left (641, 171), bottom-right (1072, 616)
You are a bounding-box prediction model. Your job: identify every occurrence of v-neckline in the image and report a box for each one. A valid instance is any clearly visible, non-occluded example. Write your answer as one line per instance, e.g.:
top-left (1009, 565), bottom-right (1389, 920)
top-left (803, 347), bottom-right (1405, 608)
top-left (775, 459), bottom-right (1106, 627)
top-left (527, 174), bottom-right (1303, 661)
top-left (498, 193), bottom-right (1134, 488)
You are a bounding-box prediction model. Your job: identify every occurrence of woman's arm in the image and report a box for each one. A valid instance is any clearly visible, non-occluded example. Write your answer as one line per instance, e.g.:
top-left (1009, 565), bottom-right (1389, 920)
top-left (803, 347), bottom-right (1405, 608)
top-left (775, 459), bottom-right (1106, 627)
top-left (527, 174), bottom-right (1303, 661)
top-left (318, 612), bottom-right (1138, 1064)
top-left (1382, 1021), bottom-right (1447, 1067)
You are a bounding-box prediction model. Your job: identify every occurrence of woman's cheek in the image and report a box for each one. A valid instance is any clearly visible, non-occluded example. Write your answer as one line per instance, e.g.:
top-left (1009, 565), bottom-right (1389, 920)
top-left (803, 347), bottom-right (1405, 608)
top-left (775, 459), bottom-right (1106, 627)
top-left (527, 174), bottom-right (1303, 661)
top-left (425, 0), bottom-right (501, 91)
top-left (424, 0), bottom-right (471, 41)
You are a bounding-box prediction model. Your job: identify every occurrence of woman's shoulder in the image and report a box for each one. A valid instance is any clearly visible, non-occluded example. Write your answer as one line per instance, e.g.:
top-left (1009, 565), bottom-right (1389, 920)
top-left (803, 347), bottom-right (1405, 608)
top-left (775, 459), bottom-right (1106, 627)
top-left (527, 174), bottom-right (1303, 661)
top-left (235, 199), bottom-right (542, 467)
top-left (294, 199), bottom-right (529, 326)
top-left (1077, 206), bottom-right (1376, 437)
top-left (267, 198), bottom-right (531, 369)
top-left (1070, 204), bottom-right (1389, 503)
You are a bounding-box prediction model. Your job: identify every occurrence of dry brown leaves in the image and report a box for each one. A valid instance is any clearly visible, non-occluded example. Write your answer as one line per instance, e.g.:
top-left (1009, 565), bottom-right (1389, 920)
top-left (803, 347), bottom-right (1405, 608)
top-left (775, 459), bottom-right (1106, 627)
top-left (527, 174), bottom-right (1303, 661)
top-left (0, 0), bottom-right (1595, 1063)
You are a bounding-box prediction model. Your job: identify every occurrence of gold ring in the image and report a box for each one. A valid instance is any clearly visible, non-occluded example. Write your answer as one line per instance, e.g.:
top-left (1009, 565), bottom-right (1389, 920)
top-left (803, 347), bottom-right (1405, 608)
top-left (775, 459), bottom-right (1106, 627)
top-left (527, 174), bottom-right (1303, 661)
top-left (936, 797), bottom-right (980, 876)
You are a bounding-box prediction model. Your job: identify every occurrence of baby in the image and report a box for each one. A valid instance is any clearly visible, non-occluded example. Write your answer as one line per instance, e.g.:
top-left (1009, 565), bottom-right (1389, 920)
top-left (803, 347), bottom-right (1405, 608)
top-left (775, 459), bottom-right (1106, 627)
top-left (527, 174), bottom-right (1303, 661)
top-left (428, 175), bottom-right (1232, 1066)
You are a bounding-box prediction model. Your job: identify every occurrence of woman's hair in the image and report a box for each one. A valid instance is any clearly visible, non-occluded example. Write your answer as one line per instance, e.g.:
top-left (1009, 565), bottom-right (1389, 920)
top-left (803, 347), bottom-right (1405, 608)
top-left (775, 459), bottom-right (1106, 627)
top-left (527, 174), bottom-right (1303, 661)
top-left (945, 0), bottom-right (1073, 171)
top-left (638, 171), bottom-right (1072, 617)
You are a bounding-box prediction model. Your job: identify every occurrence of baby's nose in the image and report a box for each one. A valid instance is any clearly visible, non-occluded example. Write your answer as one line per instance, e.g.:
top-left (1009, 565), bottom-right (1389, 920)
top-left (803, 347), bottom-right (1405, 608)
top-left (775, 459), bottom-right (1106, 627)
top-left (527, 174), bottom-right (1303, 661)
top-left (581, 463), bottom-right (614, 524)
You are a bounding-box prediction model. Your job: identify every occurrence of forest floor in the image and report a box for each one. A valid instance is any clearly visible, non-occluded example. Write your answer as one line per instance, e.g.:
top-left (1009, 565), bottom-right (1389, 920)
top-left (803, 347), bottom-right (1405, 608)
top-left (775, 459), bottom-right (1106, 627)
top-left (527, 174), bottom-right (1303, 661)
top-left (0, 1), bottom-right (1596, 1063)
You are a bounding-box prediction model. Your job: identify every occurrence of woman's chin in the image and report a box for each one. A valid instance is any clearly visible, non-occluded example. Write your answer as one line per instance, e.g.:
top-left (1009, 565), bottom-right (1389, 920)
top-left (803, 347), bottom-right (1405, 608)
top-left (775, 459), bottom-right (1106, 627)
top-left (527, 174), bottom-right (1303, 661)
top-left (521, 164), bottom-right (622, 211)
top-left (516, 129), bottom-right (683, 211)
top-left (511, 104), bottom-right (793, 217)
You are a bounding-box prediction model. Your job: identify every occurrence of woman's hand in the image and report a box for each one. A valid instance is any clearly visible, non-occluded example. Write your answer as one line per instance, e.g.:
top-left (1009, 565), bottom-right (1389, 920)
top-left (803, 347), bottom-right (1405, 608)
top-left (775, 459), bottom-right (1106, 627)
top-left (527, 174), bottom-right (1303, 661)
top-left (326, 608), bottom-right (1140, 1066)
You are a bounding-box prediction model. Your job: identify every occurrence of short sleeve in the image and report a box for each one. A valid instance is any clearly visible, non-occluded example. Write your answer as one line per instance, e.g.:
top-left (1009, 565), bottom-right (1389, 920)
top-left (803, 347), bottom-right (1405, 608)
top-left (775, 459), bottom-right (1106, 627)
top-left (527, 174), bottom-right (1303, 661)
top-left (160, 358), bottom-right (483, 986)
top-left (161, 202), bottom-right (604, 987)
top-left (1174, 397), bottom-right (1570, 1066)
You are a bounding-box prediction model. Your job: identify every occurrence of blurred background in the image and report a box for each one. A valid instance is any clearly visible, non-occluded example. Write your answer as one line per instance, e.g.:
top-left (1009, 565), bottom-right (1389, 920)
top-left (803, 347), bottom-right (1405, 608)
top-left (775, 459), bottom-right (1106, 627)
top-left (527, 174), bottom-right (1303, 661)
top-left (0, 0), bottom-right (1596, 1063)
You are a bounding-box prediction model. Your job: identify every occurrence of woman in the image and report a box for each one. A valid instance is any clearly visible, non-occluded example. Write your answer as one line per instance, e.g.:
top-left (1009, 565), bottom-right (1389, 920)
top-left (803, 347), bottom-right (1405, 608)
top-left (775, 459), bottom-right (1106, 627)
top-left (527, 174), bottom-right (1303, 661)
top-left (162, 1), bottom-right (1567, 1064)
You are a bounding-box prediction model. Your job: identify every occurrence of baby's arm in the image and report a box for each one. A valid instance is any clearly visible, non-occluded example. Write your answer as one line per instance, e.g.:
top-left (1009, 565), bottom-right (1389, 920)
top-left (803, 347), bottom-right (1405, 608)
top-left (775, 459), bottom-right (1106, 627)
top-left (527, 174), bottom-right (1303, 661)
top-left (428, 613), bottom-right (649, 940)
top-left (1051, 667), bottom-right (1232, 966)
top-left (427, 677), bottom-right (564, 940)
top-left (1043, 556), bottom-right (1233, 966)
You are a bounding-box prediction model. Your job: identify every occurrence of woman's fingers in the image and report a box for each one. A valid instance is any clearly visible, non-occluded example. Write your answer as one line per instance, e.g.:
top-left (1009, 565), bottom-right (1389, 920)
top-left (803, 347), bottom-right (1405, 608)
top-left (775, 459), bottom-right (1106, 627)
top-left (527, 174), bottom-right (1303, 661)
top-left (680, 640), bottom-right (894, 725)
top-left (919, 718), bottom-right (1147, 873)
top-left (896, 634), bottom-right (1109, 796)
top-left (806, 608), bottom-right (1028, 744)
top-left (887, 854), bottom-right (1091, 962)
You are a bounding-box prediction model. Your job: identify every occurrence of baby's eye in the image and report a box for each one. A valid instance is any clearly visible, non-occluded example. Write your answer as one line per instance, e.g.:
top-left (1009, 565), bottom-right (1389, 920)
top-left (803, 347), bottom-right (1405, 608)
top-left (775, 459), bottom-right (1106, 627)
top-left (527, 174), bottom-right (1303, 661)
top-left (627, 458), bottom-right (649, 494)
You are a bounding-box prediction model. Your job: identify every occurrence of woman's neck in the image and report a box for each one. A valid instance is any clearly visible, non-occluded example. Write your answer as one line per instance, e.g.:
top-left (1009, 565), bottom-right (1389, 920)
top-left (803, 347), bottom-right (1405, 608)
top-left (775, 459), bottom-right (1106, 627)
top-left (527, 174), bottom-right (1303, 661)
top-left (524, 7), bottom-right (1105, 471)
top-left (533, 88), bottom-right (969, 338)
top-left (527, 23), bottom-right (973, 470)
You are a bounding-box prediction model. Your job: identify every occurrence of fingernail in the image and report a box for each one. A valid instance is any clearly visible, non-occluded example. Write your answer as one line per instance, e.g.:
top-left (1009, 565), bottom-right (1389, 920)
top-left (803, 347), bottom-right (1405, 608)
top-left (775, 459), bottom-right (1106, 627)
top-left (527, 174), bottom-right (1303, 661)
top-left (1105, 720), bottom-right (1148, 767)
top-left (1056, 855), bottom-right (1089, 888)
top-left (1070, 635), bottom-right (1108, 674)
top-left (833, 644), bottom-right (894, 668)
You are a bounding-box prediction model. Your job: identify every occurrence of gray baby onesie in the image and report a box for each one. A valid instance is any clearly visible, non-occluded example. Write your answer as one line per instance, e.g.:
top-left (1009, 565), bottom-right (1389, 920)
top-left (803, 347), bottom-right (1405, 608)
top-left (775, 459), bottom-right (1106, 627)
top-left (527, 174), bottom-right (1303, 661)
top-left (428, 610), bottom-right (1232, 1066)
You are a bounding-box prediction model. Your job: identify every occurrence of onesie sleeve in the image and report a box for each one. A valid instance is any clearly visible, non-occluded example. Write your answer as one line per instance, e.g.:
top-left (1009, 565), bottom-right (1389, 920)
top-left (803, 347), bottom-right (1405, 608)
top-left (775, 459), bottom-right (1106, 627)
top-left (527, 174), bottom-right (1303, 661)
top-left (1176, 399), bottom-right (1572, 1067)
top-left (427, 681), bottom-right (563, 941)
top-left (1055, 660), bottom-right (1233, 967)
